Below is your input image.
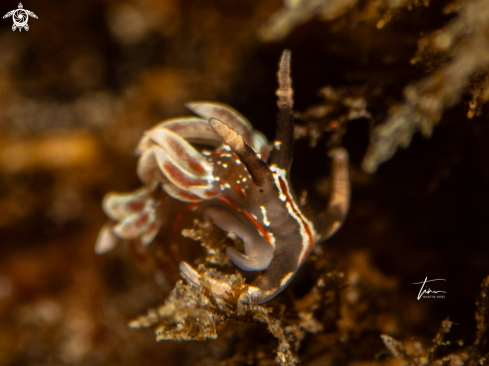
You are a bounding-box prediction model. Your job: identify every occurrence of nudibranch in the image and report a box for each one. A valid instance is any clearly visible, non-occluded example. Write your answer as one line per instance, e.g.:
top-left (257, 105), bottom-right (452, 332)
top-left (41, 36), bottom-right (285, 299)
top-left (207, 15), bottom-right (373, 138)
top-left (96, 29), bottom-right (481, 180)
top-left (96, 50), bottom-right (350, 304)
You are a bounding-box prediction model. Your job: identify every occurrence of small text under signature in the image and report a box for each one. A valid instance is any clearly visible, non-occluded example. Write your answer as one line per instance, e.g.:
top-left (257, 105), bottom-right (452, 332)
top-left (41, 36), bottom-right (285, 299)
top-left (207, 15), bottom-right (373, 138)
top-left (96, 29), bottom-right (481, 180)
top-left (412, 277), bottom-right (446, 300)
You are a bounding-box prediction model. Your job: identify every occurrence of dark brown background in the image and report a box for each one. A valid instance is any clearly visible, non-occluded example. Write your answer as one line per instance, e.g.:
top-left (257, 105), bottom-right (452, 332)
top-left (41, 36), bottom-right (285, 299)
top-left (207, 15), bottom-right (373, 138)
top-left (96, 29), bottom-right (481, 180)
top-left (0, 0), bottom-right (487, 364)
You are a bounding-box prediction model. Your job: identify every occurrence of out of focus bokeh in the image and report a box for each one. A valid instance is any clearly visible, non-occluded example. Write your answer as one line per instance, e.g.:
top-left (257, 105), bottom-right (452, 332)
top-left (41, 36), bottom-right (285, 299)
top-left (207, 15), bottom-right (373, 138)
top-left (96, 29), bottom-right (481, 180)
top-left (1, 0), bottom-right (488, 365)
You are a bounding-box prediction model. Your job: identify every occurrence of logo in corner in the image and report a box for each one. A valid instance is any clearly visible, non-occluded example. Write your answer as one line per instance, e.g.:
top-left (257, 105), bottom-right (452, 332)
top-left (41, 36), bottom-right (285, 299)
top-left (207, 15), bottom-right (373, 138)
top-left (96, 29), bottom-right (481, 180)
top-left (3, 3), bottom-right (37, 32)
top-left (412, 277), bottom-right (446, 300)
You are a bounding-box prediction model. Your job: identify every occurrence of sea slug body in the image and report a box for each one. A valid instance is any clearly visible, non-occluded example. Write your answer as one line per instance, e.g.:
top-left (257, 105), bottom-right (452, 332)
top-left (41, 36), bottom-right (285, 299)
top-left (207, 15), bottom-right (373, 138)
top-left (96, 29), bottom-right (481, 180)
top-left (96, 50), bottom-right (350, 304)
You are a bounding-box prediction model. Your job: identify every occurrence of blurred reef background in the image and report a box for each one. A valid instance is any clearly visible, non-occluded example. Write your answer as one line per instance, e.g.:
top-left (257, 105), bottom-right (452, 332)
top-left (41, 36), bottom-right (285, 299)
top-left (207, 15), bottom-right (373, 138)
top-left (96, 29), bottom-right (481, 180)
top-left (0, 0), bottom-right (489, 365)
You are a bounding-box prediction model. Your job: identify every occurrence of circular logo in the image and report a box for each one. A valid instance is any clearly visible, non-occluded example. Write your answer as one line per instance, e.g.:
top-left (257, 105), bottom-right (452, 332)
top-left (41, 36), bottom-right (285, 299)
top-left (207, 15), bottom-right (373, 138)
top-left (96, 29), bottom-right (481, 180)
top-left (12, 9), bottom-right (28, 28)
